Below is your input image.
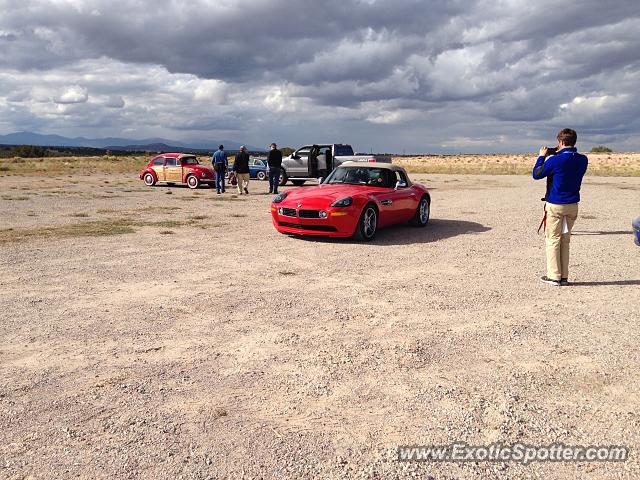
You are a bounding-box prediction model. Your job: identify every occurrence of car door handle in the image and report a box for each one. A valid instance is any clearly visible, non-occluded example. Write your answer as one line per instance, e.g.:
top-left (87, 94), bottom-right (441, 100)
top-left (380, 200), bottom-right (393, 206)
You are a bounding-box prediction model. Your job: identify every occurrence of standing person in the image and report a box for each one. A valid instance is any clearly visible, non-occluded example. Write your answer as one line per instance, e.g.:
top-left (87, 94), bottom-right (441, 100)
top-left (267, 142), bottom-right (282, 194)
top-left (211, 144), bottom-right (228, 194)
top-left (233, 145), bottom-right (250, 195)
top-left (532, 128), bottom-right (588, 286)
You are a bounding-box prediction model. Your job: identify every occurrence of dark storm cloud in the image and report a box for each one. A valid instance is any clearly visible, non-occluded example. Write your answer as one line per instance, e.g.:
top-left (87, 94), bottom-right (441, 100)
top-left (0, 0), bottom-right (639, 151)
top-left (0, 0), bottom-right (467, 80)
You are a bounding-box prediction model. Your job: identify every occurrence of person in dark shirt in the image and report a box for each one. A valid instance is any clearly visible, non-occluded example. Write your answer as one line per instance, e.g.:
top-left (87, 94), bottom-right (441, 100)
top-left (211, 144), bottom-right (228, 194)
top-left (233, 145), bottom-right (250, 194)
top-left (532, 128), bottom-right (588, 286)
top-left (267, 142), bottom-right (283, 194)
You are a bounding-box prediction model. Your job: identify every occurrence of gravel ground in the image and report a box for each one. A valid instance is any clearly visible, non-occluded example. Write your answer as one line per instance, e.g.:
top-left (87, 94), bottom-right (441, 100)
top-left (1, 172), bottom-right (639, 479)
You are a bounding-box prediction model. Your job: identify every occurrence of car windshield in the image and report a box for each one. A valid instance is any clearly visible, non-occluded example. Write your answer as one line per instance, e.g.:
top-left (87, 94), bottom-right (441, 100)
top-left (324, 167), bottom-right (395, 188)
top-left (334, 145), bottom-right (354, 156)
top-left (181, 156), bottom-right (199, 165)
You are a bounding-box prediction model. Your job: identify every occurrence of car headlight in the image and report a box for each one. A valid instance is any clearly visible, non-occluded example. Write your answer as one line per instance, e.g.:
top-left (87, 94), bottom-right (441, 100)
top-left (330, 196), bottom-right (352, 207)
top-left (273, 192), bottom-right (288, 203)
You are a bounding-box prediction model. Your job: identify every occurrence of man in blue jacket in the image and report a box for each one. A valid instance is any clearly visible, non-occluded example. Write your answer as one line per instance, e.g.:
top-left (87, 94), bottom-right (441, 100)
top-left (532, 128), bottom-right (588, 286)
top-left (211, 144), bottom-right (228, 194)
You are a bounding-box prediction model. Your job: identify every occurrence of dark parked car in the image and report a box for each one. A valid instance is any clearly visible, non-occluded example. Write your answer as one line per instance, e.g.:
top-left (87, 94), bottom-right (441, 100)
top-left (249, 157), bottom-right (268, 180)
top-left (227, 156), bottom-right (268, 181)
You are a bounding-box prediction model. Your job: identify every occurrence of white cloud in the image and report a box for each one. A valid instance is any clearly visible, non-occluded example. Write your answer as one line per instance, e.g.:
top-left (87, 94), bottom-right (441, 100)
top-left (54, 85), bottom-right (88, 104)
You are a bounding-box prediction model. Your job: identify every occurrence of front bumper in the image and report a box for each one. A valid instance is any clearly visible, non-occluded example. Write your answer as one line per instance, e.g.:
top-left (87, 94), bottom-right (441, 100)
top-left (271, 205), bottom-right (357, 237)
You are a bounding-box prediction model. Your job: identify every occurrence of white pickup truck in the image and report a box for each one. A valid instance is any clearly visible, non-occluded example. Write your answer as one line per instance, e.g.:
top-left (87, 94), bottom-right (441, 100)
top-left (279, 143), bottom-right (391, 186)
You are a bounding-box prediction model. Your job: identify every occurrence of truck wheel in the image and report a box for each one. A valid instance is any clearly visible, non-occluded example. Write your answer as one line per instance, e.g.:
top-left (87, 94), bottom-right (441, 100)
top-left (410, 196), bottom-right (430, 227)
top-left (354, 204), bottom-right (377, 241)
top-left (279, 170), bottom-right (288, 186)
top-left (292, 180), bottom-right (306, 186)
top-left (257, 171), bottom-right (266, 181)
top-left (186, 175), bottom-right (199, 189)
top-left (143, 172), bottom-right (156, 186)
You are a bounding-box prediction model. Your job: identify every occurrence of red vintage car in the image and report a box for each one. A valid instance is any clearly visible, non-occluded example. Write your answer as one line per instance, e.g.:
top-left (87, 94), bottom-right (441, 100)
top-left (271, 162), bottom-right (430, 241)
top-left (140, 153), bottom-right (215, 189)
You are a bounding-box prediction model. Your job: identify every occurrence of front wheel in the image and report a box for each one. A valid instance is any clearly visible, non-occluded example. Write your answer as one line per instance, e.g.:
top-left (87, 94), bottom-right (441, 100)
top-left (257, 171), bottom-right (266, 181)
top-left (410, 196), bottom-right (430, 227)
top-left (354, 204), bottom-right (378, 241)
top-left (186, 175), bottom-right (199, 189)
top-left (279, 170), bottom-right (288, 186)
top-left (143, 172), bottom-right (156, 186)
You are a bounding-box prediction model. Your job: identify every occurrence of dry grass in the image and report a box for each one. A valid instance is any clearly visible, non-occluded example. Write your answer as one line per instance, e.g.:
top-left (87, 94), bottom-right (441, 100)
top-left (0, 216), bottom-right (209, 245)
top-left (0, 155), bottom-right (151, 176)
top-left (1, 194), bottom-right (30, 201)
top-left (0, 152), bottom-right (637, 178)
top-left (393, 152), bottom-right (640, 176)
top-left (0, 219), bottom-right (136, 244)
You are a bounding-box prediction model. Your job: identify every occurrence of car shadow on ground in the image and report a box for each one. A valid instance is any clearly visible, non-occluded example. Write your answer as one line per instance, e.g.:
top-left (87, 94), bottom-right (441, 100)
top-left (569, 280), bottom-right (640, 286)
top-left (150, 183), bottom-right (213, 189)
top-left (572, 230), bottom-right (633, 236)
top-left (375, 219), bottom-right (491, 245)
top-left (292, 219), bottom-right (491, 245)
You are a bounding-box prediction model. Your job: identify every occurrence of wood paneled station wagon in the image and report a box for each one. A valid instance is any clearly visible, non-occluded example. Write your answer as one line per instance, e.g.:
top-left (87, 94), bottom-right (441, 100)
top-left (140, 153), bottom-right (215, 189)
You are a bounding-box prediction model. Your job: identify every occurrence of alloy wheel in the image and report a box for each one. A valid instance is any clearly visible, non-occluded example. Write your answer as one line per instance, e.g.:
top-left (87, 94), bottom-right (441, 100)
top-left (363, 208), bottom-right (377, 238)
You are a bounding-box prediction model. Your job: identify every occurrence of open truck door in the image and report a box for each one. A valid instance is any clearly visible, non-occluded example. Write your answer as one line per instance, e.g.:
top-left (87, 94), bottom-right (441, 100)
top-left (308, 144), bottom-right (320, 178)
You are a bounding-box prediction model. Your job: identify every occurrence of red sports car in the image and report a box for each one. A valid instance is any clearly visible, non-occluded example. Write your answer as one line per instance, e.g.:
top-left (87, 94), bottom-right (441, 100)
top-left (271, 162), bottom-right (430, 241)
top-left (140, 153), bottom-right (215, 189)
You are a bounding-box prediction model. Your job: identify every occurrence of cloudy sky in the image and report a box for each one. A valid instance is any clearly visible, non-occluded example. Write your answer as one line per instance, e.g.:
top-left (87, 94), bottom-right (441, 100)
top-left (0, 0), bottom-right (639, 153)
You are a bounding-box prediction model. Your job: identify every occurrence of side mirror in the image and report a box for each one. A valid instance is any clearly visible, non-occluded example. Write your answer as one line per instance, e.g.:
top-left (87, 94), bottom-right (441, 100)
top-left (395, 180), bottom-right (407, 190)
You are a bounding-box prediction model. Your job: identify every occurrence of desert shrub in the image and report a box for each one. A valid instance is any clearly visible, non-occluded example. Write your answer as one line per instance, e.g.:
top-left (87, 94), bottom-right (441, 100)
top-left (10, 145), bottom-right (49, 158)
top-left (590, 146), bottom-right (613, 153)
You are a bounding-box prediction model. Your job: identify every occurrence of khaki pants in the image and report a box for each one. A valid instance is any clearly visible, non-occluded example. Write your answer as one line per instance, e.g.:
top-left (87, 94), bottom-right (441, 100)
top-left (545, 202), bottom-right (579, 280)
top-left (236, 173), bottom-right (250, 193)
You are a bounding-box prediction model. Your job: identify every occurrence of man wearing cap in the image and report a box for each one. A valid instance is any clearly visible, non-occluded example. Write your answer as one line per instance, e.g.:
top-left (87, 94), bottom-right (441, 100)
top-left (267, 142), bottom-right (283, 194)
top-left (233, 145), bottom-right (250, 195)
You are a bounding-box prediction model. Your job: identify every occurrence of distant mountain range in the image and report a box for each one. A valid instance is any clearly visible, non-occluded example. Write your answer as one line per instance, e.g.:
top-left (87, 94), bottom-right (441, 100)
top-left (0, 131), bottom-right (265, 152)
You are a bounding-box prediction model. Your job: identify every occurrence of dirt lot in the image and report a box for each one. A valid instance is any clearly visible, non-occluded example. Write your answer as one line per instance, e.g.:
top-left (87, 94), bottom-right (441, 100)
top-left (1, 171), bottom-right (639, 479)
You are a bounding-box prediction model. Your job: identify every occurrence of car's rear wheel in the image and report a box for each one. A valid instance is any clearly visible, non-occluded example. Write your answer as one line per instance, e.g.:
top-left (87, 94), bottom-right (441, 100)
top-left (354, 204), bottom-right (378, 241)
top-left (143, 172), bottom-right (156, 186)
top-left (257, 171), bottom-right (266, 181)
top-left (186, 175), bottom-right (199, 189)
top-left (279, 170), bottom-right (288, 186)
top-left (292, 180), bottom-right (306, 186)
top-left (410, 195), bottom-right (430, 227)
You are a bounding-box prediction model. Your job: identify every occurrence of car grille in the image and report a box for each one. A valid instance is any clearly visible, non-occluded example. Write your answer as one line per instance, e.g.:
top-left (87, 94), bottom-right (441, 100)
top-left (298, 209), bottom-right (321, 218)
top-left (280, 207), bottom-right (297, 217)
top-left (279, 222), bottom-right (337, 232)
